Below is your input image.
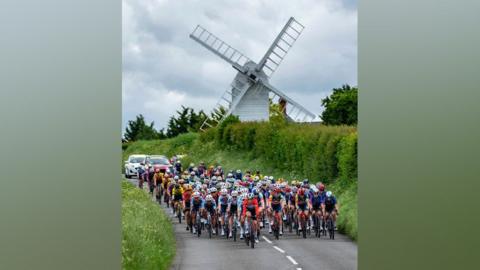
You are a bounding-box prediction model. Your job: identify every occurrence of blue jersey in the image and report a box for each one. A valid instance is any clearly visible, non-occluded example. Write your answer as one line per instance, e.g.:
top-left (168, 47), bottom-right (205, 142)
top-left (218, 195), bottom-right (229, 206)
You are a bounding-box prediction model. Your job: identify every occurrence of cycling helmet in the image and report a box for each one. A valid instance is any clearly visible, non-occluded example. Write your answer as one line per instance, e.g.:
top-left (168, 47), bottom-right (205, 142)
top-left (220, 188), bottom-right (227, 195)
top-left (190, 163), bottom-right (194, 167)
top-left (174, 175), bottom-right (179, 180)
top-left (227, 173), bottom-right (233, 178)
top-left (211, 187), bottom-right (217, 193)
top-left (248, 193), bottom-right (254, 199)
top-left (268, 176), bottom-right (274, 181)
top-left (217, 176), bottom-right (223, 181)
top-left (303, 179), bottom-right (309, 184)
top-left (193, 167), bottom-right (198, 171)
top-left (326, 191), bottom-right (333, 197)
top-left (254, 176), bottom-right (260, 181)
top-left (206, 195), bottom-right (214, 201)
top-left (190, 171), bottom-right (195, 176)
top-left (193, 191), bottom-right (200, 198)
top-left (236, 169), bottom-right (241, 174)
top-left (231, 191), bottom-right (238, 197)
top-left (211, 176), bottom-right (217, 181)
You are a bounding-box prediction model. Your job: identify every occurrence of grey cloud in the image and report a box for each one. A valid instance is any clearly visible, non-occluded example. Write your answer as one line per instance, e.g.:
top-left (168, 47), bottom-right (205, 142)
top-left (123, 0), bottom-right (357, 130)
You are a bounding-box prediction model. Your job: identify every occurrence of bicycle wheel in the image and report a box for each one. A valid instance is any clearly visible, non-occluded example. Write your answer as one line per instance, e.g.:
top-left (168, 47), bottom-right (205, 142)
top-left (301, 216), bottom-right (307, 239)
top-left (250, 222), bottom-right (255, 249)
top-left (177, 207), bottom-right (182, 224)
top-left (232, 221), bottom-right (237, 242)
top-left (208, 223), bottom-right (212, 239)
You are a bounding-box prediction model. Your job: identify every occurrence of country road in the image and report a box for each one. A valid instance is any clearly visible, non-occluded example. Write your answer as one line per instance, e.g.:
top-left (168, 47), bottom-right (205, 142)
top-left (126, 177), bottom-right (357, 270)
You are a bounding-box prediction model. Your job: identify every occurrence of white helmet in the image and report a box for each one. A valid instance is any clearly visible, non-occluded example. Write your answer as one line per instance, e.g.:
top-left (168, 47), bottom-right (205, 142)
top-left (211, 187), bottom-right (217, 193)
top-left (326, 191), bottom-right (333, 197)
top-left (269, 176), bottom-right (274, 181)
top-left (174, 176), bottom-right (179, 180)
top-left (220, 188), bottom-right (228, 195)
top-left (236, 169), bottom-right (241, 174)
top-left (263, 176), bottom-right (269, 181)
top-left (231, 191), bottom-right (238, 197)
top-left (206, 194), bottom-right (214, 201)
top-left (193, 191), bottom-right (200, 198)
top-left (211, 176), bottom-right (217, 181)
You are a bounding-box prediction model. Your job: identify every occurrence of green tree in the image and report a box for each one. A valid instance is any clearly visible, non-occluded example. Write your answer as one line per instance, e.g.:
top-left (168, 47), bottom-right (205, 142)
top-left (124, 114), bottom-right (161, 141)
top-left (320, 84), bottom-right (358, 125)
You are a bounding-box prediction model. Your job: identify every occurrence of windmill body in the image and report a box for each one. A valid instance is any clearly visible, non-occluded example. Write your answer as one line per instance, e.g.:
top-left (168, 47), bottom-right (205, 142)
top-left (190, 17), bottom-right (316, 130)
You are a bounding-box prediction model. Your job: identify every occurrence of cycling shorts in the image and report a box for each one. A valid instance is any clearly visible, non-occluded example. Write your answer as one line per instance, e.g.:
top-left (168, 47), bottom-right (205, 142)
top-left (220, 204), bottom-right (228, 214)
top-left (297, 203), bottom-right (307, 211)
top-left (246, 206), bottom-right (257, 220)
top-left (325, 207), bottom-right (336, 214)
top-left (173, 194), bottom-right (183, 201)
top-left (229, 204), bottom-right (238, 214)
top-left (312, 204), bottom-right (321, 211)
top-left (272, 203), bottom-right (282, 212)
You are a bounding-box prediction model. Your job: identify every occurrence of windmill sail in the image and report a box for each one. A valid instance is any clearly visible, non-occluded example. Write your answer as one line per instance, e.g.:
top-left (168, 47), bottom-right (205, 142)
top-left (190, 25), bottom-right (251, 72)
top-left (256, 17), bottom-right (305, 78)
top-left (262, 82), bottom-right (316, 122)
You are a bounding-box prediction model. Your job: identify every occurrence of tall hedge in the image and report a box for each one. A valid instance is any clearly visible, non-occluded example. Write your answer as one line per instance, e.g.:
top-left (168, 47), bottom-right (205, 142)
top-left (207, 122), bottom-right (357, 183)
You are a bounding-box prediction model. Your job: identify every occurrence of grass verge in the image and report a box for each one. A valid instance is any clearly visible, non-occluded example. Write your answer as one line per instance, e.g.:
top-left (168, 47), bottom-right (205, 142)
top-left (122, 180), bottom-right (175, 270)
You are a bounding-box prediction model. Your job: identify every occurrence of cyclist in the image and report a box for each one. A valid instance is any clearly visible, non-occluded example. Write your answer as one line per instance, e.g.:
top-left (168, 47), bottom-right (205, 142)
top-left (174, 160), bottom-right (182, 175)
top-left (296, 187), bottom-right (311, 232)
top-left (172, 182), bottom-right (184, 217)
top-left (190, 191), bottom-right (204, 234)
top-left (227, 190), bottom-right (240, 238)
top-left (183, 184), bottom-right (193, 231)
top-left (235, 169), bottom-right (242, 180)
top-left (269, 187), bottom-right (285, 235)
top-left (203, 194), bottom-right (218, 234)
top-left (218, 188), bottom-right (230, 236)
top-left (242, 193), bottom-right (260, 243)
top-left (310, 186), bottom-right (324, 232)
top-left (198, 161), bottom-right (206, 175)
top-left (153, 168), bottom-right (164, 202)
top-left (322, 191), bottom-right (339, 229)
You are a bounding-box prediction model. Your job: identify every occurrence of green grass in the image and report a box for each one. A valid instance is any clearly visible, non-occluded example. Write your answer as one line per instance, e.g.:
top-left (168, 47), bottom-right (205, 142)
top-left (122, 180), bottom-right (175, 270)
top-left (122, 133), bottom-right (358, 240)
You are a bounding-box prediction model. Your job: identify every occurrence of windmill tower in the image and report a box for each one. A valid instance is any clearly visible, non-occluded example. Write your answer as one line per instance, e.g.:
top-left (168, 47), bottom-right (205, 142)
top-left (190, 17), bottom-right (315, 130)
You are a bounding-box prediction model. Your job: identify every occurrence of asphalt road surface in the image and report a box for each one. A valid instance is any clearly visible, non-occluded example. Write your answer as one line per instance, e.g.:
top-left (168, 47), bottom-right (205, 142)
top-left (126, 177), bottom-right (357, 270)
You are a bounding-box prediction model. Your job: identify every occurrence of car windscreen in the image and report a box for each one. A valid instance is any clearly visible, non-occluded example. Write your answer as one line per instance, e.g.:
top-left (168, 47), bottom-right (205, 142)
top-left (149, 157), bottom-right (170, 165)
top-left (129, 157), bottom-right (145, 163)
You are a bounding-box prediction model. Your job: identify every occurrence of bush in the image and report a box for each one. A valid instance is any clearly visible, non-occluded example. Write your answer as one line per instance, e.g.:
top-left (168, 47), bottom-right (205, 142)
top-left (122, 181), bottom-right (175, 270)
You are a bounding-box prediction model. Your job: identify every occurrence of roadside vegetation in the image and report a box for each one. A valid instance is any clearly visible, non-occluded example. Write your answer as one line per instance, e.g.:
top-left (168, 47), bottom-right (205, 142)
top-left (122, 180), bottom-right (175, 270)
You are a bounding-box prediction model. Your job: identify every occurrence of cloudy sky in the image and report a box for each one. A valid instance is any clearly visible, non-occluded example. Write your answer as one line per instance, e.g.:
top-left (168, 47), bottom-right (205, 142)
top-left (123, 0), bottom-right (357, 130)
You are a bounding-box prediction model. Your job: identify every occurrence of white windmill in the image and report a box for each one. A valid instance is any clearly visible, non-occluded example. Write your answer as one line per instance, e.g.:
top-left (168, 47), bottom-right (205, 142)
top-left (190, 17), bottom-right (315, 131)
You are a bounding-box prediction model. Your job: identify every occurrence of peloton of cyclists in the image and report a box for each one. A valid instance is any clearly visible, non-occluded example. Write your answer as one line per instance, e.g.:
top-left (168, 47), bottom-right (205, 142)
top-left (135, 158), bottom-right (341, 242)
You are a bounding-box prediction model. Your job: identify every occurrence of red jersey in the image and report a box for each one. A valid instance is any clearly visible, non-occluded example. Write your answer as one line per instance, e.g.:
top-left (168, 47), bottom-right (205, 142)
top-left (242, 198), bottom-right (260, 217)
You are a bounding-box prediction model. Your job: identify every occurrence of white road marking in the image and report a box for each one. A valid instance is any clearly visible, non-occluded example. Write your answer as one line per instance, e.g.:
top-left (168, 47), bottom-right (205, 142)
top-left (286, 256), bottom-right (298, 265)
top-left (262, 236), bottom-right (272, 244)
top-left (273, 246), bottom-right (285, 253)
top-left (296, 268), bottom-right (302, 270)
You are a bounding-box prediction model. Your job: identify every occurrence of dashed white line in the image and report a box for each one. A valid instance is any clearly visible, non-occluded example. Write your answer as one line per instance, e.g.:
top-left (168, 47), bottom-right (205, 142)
top-left (296, 268), bottom-right (302, 270)
top-left (273, 246), bottom-right (285, 253)
top-left (286, 255), bottom-right (298, 265)
top-left (262, 236), bottom-right (272, 244)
